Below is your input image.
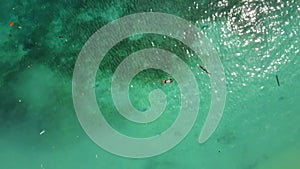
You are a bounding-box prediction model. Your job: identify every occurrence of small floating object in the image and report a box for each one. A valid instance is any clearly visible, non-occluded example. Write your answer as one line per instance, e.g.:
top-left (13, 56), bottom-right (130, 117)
top-left (161, 79), bottom-right (173, 84)
top-left (9, 21), bottom-right (15, 27)
top-left (198, 64), bottom-right (211, 75)
top-left (276, 74), bottom-right (280, 86)
top-left (39, 129), bottom-right (46, 135)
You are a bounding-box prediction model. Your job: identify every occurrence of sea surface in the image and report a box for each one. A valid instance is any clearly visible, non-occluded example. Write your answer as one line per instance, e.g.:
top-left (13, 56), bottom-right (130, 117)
top-left (0, 0), bottom-right (299, 169)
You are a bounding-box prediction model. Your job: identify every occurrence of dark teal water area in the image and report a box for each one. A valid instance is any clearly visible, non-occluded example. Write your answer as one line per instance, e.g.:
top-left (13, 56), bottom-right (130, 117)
top-left (0, 0), bottom-right (299, 169)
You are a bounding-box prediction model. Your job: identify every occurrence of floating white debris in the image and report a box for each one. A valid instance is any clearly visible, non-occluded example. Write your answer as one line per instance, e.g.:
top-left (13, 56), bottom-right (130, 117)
top-left (151, 42), bottom-right (155, 46)
top-left (18, 99), bottom-right (22, 103)
top-left (40, 130), bottom-right (45, 135)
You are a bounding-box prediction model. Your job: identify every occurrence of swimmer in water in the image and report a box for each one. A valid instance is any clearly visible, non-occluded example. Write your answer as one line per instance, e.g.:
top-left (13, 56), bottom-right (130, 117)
top-left (198, 64), bottom-right (211, 75)
top-left (161, 79), bottom-right (173, 84)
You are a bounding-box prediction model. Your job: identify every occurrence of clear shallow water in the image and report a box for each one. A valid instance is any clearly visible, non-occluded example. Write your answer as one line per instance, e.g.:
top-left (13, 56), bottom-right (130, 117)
top-left (0, 0), bottom-right (299, 169)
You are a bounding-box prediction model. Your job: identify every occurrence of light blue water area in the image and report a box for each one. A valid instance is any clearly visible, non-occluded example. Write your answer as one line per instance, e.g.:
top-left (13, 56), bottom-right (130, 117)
top-left (0, 0), bottom-right (299, 169)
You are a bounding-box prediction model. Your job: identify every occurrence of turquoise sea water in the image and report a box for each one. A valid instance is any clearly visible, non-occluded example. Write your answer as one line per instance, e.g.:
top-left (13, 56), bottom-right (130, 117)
top-left (0, 0), bottom-right (299, 169)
